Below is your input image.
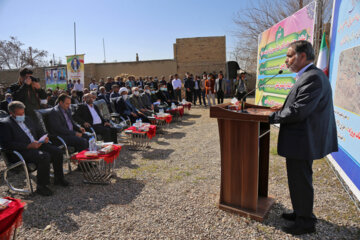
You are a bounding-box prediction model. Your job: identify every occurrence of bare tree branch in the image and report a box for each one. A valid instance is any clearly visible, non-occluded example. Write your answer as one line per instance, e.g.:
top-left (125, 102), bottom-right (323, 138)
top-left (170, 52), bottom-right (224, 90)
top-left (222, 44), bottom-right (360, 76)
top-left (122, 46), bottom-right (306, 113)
top-left (0, 36), bottom-right (48, 69)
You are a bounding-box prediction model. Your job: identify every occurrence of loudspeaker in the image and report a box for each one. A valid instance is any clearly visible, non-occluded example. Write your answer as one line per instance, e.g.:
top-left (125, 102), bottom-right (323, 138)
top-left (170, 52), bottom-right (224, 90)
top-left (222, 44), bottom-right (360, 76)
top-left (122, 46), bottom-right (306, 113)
top-left (226, 61), bottom-right (240, 80)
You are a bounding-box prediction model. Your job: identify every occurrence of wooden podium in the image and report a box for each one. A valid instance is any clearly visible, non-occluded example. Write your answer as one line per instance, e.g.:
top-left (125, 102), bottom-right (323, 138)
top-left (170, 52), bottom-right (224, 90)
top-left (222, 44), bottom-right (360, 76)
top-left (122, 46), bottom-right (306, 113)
top-left (210, 102), bottom-right (275, 222)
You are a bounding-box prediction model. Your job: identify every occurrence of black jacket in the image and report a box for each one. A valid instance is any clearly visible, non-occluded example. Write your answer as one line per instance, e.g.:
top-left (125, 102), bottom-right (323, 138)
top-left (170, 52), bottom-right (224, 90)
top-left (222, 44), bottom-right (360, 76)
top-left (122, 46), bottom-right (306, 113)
top-left (269, 64), bottom-right (338, 160)
top-left (73, 103), bottom-right (107, 127)
top-left (184, 78), bottom-right (195, 91)
top-left (12, 84), bottom-right (47, 120)
top-left (0, 116), bottom-right (44, 151)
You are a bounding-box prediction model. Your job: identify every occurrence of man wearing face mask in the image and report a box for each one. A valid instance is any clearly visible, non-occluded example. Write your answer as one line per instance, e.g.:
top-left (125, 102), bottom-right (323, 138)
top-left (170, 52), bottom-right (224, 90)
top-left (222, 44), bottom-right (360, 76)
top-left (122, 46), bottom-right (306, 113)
top-left (115, 87), bottom-right (149, 123)
top-left (0, 93), bottom-right (12, 113)
top-left (74, 93), bottom-right (117, 143)
top-left (129, 87), bottom-right (152, 116)
top-left (269, 41), bottom-right (338, 235)
top-left (141, 85), bottom-right (155, 111)
top-left (0, 101), bottom-right (69, 196)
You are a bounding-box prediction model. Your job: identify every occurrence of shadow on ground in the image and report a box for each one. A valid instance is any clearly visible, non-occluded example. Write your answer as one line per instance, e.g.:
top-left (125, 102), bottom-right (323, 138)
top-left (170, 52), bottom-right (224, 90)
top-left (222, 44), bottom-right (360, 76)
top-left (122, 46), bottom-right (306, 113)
top-left (263, 202), bottom-right (360, 239)
top-left (21, 175), bottom-right (144, 233)
top-left (142, 148), bottom-right (175, 160)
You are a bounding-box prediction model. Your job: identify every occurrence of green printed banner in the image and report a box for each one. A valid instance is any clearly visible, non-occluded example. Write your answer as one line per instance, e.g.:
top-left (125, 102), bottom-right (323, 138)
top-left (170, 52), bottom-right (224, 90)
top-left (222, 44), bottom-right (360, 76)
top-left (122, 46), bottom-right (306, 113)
top-left (255, 2), bottom-right (316, 106)
top-left (258, 77), bottom-right (295, 95)
top-left (260, 30), bottom-right (311, 60)
top-left (261, 95), bottom-right (286, 107)
top-left (259, 56), bottom-right (289, 75)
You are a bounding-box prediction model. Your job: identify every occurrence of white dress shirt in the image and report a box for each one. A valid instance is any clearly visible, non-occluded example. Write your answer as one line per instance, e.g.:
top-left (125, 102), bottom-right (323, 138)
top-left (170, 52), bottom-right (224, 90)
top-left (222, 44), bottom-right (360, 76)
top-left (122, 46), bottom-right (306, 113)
top-left (14, 119), bottom-right (36, 142)
top-left (87, 104), bottom-right (102, 125)
top-left (172, 78), bottom-right (182, 90)
top-left (74, 82), bottom-right (84, 91)
top-left (296, 63), bottom-right (313, 80)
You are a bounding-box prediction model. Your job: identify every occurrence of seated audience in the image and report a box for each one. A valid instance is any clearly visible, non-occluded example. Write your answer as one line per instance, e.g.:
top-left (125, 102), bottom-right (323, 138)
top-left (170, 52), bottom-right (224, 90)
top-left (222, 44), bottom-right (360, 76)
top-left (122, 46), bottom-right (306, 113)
top-left (47, 94), bottom-right (89, 152)
top-left (110, 84), bottom-right (120, 99)
top-left (0, 93), bottom-right (12, 113)
top-left (74, 93), bottom-right (118, 143)
top-left (0, 101), bottom-right (69, 196)
top-left (115, 87), bottom-right (149, 123)
top-left (129, 87), bottom-right (153, 116)
top-left (71, 89), bottom-right (80, 104)
top-left (140, 85), bottom-right (154, 111)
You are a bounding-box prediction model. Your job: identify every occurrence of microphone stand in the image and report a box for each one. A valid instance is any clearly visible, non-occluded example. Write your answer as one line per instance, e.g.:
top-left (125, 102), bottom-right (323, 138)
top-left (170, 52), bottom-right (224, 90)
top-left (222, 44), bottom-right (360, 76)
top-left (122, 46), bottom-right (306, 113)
top-left (240, 70), bottom-right (283, 113)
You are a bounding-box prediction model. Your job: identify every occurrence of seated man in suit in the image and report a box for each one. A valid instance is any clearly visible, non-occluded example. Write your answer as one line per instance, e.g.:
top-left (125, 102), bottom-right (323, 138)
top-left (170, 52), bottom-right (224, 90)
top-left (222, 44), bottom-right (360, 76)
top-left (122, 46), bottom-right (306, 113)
top-left (0, 101), bottom-right (69, 196)
top-left (74, 93), bottom-right (117, 143)
top-left (115, 87), bottom-right (149, 123)
top-left (140, 85), bottom-right (154, 111)
top-left (129, 87), bottom-right (153, 116)
top-left (47, 94), bottom-right (88, 152)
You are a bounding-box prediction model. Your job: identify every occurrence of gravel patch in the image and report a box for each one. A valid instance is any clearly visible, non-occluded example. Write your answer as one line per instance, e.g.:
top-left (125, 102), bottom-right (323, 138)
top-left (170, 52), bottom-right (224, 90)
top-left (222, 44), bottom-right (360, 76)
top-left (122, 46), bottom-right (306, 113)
top-left (0, 101), bottom-right (359, 239)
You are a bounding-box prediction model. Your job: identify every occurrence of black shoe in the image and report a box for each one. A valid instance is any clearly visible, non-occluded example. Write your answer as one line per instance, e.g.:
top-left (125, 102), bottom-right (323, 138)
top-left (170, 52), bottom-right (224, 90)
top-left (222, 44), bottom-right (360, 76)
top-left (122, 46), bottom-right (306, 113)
top-left (282, 223), bottom-right (315, 235)
top-left (36, 185), bottom-right (53, 196)
top-left (282, 212), bottom-right (296, 221)
top-left (54, 178), bottom-right (70, 187)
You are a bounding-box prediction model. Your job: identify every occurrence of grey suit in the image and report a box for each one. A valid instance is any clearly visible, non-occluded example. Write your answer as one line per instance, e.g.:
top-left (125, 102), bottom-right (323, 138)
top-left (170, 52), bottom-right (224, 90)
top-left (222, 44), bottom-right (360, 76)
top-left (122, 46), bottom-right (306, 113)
top-left (269, 64), bottom-right (337, 226)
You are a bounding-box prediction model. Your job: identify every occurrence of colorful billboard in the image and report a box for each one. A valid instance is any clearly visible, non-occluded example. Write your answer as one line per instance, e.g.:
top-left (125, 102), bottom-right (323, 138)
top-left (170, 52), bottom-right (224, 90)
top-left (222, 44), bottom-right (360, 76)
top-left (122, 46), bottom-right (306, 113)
top-left (45, 67), bottom-right (67, 90)
top-left (328, 0), bottom-right (360, 201)
top-left (255, 2), bottom-right (316, 106)
top-left (66, 54), bottom-right (85, 84)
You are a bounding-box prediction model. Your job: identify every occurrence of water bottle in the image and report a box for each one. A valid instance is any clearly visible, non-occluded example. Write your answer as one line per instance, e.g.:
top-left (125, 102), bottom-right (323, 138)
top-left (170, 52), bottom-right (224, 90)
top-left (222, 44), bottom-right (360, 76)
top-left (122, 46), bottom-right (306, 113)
top-left (89, 137), bottom-right (96, 151)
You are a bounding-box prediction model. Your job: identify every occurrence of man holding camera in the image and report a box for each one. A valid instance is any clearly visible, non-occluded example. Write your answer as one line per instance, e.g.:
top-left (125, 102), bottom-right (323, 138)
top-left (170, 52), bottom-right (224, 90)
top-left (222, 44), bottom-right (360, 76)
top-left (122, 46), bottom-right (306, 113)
top-left (12, 70), bottom-right (47, 121)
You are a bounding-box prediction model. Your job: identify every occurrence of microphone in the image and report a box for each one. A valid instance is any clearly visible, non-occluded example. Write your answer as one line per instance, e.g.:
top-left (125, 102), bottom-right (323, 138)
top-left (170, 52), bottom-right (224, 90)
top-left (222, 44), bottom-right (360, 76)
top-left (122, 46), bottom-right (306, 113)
top-left (240, 70), bottom-right (283, 113)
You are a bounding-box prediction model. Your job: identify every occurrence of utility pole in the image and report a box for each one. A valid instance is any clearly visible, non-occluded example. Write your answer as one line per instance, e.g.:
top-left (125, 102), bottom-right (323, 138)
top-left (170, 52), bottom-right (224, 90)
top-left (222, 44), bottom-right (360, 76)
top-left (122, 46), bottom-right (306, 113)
top-left (103, 38), bottom-right (106, 63)
top-left (74, 22), bottom-right (77, 56)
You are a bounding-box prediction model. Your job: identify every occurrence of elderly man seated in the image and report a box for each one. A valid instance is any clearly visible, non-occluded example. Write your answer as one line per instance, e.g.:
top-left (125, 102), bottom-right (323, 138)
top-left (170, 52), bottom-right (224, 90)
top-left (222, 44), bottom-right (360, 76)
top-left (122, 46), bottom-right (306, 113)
top-left (74, 93), bottom-right (118, 143)
top-left (115, 87), bottom-right (149, 123)
top-left (140, 85), bottom-right (154, 111)
top-left (47, 94), bottom-right (89, 152)
top-left (129, 86), bottom-right (153, 116)
top-left (0, 101), bottom-right (69, 196)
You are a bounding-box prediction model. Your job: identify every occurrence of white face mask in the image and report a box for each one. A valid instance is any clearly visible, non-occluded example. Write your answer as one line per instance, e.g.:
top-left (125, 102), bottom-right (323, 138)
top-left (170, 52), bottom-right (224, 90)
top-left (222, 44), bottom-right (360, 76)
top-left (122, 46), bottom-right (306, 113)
top-left (134, 91), bottom-right (139, 96)
top-left (122, 94), bottom-right (128, 100)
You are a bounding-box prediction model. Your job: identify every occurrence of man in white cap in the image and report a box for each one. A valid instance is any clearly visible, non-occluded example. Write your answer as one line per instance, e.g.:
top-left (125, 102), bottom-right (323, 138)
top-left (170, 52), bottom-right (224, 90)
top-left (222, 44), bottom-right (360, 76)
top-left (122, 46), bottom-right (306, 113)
top-left (115, 87), bottom-right (149, 123)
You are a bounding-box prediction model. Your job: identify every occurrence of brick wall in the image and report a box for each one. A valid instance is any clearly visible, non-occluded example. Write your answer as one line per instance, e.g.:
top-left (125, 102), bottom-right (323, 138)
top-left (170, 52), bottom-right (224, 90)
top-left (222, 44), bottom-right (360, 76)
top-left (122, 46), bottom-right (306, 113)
top-left (174, 36), bottom-right (226, 77)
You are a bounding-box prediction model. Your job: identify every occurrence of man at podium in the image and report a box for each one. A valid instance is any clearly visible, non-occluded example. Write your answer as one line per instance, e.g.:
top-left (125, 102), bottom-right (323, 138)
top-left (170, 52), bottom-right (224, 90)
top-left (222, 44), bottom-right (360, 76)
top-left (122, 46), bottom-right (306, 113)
top-left (269, 41), bottom-right (338, 235)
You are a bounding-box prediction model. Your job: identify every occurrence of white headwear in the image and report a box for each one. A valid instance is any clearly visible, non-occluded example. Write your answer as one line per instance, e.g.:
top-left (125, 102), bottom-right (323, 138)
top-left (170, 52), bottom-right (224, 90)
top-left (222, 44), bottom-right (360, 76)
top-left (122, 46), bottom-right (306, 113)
top-left (119, 87), bottom-right (128, 95)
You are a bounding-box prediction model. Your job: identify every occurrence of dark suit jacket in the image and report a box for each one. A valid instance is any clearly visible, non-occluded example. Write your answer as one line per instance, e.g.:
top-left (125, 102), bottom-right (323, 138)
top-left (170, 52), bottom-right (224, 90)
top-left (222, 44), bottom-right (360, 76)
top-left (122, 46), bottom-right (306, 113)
top-left (269, 64), bottom-right (338, 160)
top-left (0, 100), bottom-right (9, 113)
top-left (47, 105), bottom-right (81, 137)
top-left (0, 116), bottom-right (44, 151)
top-left (184, 78), bottom-right (195, 91)
top-left (115, 96), bottom-right (137, 117)
top-left (74, 103), bottom-right (107, 126)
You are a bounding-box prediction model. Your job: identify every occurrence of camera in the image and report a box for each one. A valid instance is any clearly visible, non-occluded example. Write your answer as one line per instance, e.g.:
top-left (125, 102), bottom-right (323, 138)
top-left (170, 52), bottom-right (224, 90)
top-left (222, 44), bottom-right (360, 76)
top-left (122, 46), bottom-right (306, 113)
top-left (30, 76), bottom-right (40, 82)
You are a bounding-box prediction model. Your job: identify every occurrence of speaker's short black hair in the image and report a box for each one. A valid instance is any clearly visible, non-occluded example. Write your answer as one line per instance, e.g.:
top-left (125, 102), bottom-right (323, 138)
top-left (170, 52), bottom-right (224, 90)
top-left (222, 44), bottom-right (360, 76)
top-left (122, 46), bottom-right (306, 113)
top-left (289, 40), bottom-right (315, 61)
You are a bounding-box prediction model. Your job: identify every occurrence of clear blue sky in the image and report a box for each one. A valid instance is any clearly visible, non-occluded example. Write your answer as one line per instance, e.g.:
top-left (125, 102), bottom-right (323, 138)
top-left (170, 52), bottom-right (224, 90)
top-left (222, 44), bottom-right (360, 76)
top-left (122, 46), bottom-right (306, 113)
top-left (0, 0), bottom-right (251, 64)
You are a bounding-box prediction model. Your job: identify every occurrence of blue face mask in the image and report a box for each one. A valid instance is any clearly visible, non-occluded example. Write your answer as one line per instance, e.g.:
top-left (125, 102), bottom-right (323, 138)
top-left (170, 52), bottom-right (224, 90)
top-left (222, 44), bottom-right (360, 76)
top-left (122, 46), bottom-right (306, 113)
top-left (6, 97), bottom-right (12, 103)
top-left (15, 115), bottom-right (25, 122)
top-left (161, 88), bottom-right (167, 91)
top-left (151, 91), bottom-right (156, 94)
